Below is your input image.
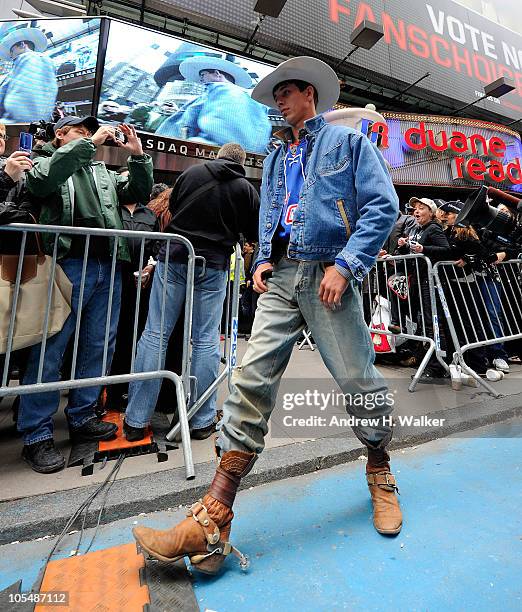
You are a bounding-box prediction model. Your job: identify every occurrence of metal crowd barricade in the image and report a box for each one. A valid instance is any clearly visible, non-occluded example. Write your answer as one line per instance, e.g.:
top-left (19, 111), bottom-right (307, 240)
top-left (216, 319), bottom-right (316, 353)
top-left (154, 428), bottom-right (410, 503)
top-left (298, 328), bottom-right (315, 351)
top-left (432, 258), bottom-right (522, 397)
top-left (361, 253), bottom-right (447, 391)
top-left (0, 223), bottom-right (242, 479)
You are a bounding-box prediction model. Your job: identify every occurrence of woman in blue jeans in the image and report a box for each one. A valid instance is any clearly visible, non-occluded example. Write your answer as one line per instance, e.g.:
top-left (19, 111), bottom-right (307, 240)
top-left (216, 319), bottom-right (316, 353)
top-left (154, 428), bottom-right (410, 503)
top-left (122, 143), bottom-right (260, 442)
top-left (123, 260), bottom-right (227, 438)
top-left (476, 270), bottom-right (510, 372)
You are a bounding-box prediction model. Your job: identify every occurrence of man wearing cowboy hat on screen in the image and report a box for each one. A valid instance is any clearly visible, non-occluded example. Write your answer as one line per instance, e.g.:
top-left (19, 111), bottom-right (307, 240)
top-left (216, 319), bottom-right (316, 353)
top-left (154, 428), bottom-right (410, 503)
top-left (0, 24), bottom-right (58, 123)
top-left (132, 56), bottom-right (401, 576)
top-left (155, 55), bottom-right (271, 153)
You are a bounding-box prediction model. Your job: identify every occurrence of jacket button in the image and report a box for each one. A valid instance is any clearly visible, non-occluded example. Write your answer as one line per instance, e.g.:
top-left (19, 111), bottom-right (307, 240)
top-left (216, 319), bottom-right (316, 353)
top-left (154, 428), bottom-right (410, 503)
top-left (278, 180), bottom-right (283, 186)
top-left (266, 223), bottom-right (272, 229)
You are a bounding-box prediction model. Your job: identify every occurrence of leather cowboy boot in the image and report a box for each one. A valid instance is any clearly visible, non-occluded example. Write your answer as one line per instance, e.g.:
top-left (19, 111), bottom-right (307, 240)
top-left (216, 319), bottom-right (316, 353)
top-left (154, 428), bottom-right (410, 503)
top-left (133, 450), bottom-right (256, 574)
top-left (366, 448), bottom-right (402, 535)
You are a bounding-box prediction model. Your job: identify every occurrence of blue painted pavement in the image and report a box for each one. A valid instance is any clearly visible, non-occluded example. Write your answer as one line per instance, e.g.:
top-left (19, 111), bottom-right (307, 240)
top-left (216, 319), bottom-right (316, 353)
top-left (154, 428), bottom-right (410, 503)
top-left (1, 421), bottom-right (521, 611)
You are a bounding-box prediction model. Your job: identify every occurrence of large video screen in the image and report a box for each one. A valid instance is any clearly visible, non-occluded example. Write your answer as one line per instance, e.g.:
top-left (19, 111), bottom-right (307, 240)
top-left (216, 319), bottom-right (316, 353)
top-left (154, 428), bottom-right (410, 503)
top-left (0, 18), bottom-right (100, 124)
top-left (452, 0), bottom-right (520, 36)
top-left (98, 20), bottom-right (277, 154)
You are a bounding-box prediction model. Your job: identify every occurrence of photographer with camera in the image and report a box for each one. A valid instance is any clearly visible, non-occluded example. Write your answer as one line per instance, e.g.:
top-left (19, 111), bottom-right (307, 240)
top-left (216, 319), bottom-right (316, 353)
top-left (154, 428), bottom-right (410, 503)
top-left (17, 116), bottom-right (153, 473)
top-left (0, 124), bottom-right (33, 203)
top-left (0, 122), bottom-right (39, 412)
top-left (455, 187), bottom-right (522, 374)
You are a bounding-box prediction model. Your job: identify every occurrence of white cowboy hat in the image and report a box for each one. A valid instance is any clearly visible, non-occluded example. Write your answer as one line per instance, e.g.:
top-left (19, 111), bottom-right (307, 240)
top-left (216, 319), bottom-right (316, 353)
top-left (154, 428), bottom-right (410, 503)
top-left (251, 56), bottom-right (340, 113)
top-left (323, 107), bottom-right (386, 130)
top-left (0, 25), bottom-right (48, 59)
top-left (179, 55), bottom-right (252, 89)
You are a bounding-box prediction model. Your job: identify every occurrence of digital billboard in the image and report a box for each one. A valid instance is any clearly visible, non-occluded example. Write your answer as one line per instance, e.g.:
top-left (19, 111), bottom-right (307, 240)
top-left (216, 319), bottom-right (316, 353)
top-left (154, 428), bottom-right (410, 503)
top-left (158, 0), bottom-right (522, 121)
top-left (0, 18), bottom-right (101, 124)
top-left (97, 20), bottom-right (277, 154)
top-left (452, 0), bottom-right (520, 36)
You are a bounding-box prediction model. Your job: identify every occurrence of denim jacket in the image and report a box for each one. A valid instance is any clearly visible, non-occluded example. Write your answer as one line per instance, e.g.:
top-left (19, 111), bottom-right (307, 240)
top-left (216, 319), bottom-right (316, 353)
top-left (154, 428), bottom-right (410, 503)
top-left (255, 114), bottom-right (399, 281)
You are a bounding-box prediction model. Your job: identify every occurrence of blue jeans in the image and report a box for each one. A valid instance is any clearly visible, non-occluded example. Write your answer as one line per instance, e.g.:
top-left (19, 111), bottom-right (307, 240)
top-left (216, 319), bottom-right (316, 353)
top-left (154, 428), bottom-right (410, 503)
top-left (217, 258), bottom-right (393, 455)
top-left (18, 259), bottom-right (122, 445)
top-left (477, 276), bottom-right (509, 361)
top-left (125, 260), bottom-right (227, 430)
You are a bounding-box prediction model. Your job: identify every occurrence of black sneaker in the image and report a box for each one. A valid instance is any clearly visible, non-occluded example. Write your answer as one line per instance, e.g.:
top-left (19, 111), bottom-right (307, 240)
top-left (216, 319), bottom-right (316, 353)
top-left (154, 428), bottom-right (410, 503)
top-left (190, 423), bottom-right (216, 440)
top-left (69, 417), bottom-right (117, 442)
top-left (22, 439), bottom-right (66, 474)
top-left (123, 419), bottom-right (146, 442)
top-left (413, 371), bottom-right (447, 385)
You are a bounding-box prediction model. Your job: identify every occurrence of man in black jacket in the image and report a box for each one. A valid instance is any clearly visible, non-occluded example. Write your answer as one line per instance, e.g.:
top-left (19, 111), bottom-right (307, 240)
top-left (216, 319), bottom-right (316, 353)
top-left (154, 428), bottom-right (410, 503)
top-left (124, 143), bottom-right (259, 440)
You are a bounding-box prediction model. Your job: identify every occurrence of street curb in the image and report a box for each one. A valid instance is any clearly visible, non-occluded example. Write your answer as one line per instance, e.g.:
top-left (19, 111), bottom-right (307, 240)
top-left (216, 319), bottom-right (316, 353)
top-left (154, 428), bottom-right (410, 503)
top-left (1, 392), bottom-right (521, 545)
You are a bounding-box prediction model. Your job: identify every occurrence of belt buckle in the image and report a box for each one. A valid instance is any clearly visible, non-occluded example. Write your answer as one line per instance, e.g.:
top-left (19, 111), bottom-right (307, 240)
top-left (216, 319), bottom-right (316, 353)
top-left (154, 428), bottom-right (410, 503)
top-left (384, 473), bottom-right (395, 488)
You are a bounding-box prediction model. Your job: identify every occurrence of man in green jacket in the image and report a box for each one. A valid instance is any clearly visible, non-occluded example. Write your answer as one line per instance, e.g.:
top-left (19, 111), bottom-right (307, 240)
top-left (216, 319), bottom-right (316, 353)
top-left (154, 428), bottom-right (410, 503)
top-left (18, 116), bottom-right (154, 473)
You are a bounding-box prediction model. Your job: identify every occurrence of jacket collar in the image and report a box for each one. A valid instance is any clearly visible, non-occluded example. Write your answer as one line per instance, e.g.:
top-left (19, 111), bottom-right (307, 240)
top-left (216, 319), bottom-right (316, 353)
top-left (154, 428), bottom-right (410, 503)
top-left (36, 140), bottom-right (103, 165)
top-left (39, 142), bottom-right (57, 157)
top-left (273, 114), bottom-right (326, 143)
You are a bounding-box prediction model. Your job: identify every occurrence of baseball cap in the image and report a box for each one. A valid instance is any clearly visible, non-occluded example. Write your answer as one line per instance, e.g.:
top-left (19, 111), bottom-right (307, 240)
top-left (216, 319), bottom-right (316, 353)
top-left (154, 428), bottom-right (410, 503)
top-left (409, 197), bottom-right (437, 214)
top-left (437, 200), bottom-right (463, 214)
top-left (53, 115), bottom-right (99, 134)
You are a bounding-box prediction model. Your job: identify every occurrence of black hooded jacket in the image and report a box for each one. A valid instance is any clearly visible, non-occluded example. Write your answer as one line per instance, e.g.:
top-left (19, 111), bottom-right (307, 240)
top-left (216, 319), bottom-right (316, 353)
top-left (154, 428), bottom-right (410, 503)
top-left (397, 220), bottom-right (450, 262)
top-left (121, 204), bottom-right (159, 266)
top-left (163, 158), bottom-right (259, 269)
top-left (0, 159), bottom-right (41, 254)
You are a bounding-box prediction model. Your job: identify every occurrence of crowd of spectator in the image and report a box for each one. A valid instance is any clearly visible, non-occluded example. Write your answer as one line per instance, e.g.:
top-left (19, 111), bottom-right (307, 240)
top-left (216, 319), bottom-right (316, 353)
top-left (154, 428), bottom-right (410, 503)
top-left (375, 196), bottom-right (522, 383)
top-left (0, 115), bottom-right (521, 474)
top-left (0, 116), bottom-right (259, 473)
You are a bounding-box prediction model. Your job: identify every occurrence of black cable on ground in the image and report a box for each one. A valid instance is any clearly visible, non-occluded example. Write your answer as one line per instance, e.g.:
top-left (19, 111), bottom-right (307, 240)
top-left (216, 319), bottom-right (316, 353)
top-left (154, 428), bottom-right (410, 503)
top-left (32, 454), bottom-right (126, 594)
top-left (74, 453), bottom-right (125, 556)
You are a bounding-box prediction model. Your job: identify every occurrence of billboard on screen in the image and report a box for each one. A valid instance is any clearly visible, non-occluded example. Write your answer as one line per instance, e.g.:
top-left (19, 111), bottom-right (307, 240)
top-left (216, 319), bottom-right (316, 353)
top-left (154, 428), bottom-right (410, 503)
top-left (0, 18), bottom-right (101, 124)
top-left (97, 20), bottom-right (277, 154)
top-left (158, 0), bottom-right (522, 121)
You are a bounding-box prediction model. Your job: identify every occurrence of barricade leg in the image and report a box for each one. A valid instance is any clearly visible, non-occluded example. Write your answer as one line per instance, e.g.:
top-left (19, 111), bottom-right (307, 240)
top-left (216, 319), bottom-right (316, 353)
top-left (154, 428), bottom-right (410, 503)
top-left (408, 340), bottom-right (436, 392)
top-left (171, 371), bottom-right (194, 479)
top-left (298, 328), bottom-right (315, 350)
top-left (433, 263), bottom-right (506, 398)
top-left (458, 357), bottom-right (501, 397)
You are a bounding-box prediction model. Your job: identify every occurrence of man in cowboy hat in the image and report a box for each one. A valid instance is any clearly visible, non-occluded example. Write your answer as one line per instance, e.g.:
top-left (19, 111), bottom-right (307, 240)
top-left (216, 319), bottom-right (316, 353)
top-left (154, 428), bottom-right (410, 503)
top-left (155, 54), bottom-right (271, 153)
top-left (132, 56), bottom-right (400, 575)
top-left (0, 24), bottom-right (58, 123)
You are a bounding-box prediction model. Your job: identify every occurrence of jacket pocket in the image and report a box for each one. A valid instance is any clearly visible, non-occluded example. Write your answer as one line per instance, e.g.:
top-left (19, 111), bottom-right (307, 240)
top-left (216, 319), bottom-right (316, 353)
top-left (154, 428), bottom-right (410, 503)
top-left (317, 156), bottom-right (350, 176)
top-left (336, 199), bottom-right (351, 239)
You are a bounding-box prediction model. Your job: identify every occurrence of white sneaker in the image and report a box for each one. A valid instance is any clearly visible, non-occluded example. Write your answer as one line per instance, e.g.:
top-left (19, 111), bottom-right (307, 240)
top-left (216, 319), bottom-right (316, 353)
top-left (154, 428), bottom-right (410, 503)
top-left (493, 358), bottom-right (509, 373)
top-left (449, 364), bottom-right (462, 391)
top-left (486, 368), bottom-right (504, 382)
top-left (461, 372), bottom-right (478, 387)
